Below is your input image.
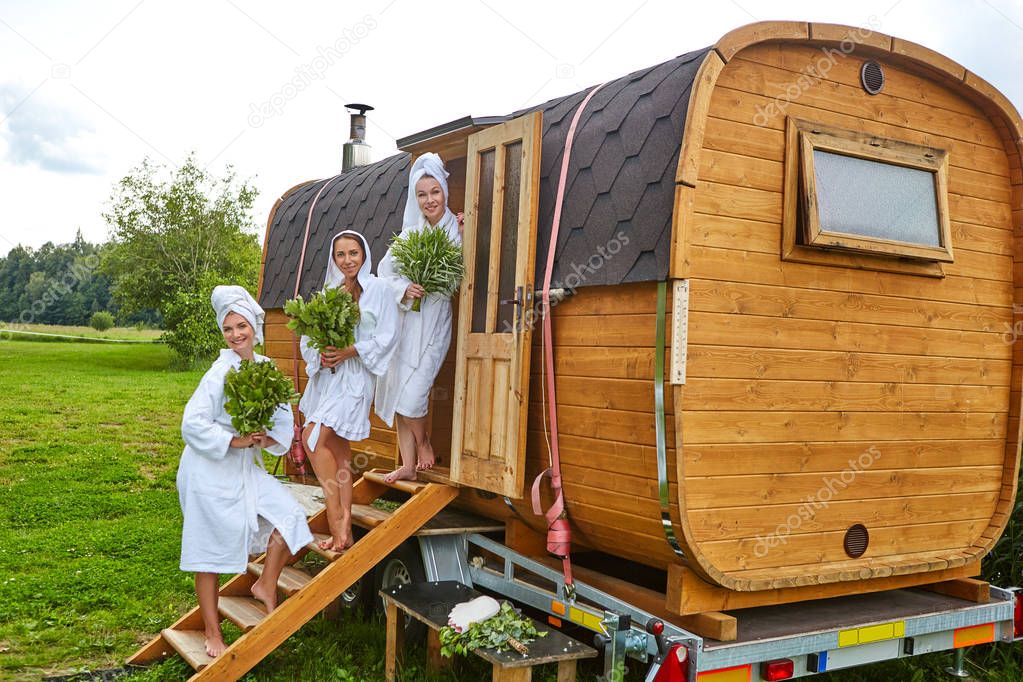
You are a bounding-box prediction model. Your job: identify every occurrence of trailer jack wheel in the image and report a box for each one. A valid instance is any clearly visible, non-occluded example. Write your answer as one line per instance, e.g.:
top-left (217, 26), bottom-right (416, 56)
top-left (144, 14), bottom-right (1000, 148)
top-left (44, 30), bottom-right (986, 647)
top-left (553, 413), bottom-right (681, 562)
top-left (373, 540), bottom-right (427, 644)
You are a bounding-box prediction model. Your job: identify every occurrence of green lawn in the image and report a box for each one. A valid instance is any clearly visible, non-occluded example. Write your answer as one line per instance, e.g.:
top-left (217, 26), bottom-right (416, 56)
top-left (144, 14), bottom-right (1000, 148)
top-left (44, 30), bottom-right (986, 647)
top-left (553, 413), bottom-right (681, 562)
top-left (1, 340), bottom-right (1022, 681)
top-left (0, 323), bottom-right (163, 342)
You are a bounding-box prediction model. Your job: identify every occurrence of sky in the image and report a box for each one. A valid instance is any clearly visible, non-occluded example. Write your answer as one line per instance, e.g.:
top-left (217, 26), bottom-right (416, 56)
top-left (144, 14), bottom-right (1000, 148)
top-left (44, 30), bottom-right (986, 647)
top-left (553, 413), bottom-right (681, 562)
top-left (1, 0), bottom-right (1021, 257)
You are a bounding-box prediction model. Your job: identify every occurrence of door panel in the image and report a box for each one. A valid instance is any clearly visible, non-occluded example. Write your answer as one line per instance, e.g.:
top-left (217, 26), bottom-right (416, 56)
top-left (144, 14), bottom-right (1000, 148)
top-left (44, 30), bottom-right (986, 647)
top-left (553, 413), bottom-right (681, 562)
top-left (450, 112), bottom-right (542, 497)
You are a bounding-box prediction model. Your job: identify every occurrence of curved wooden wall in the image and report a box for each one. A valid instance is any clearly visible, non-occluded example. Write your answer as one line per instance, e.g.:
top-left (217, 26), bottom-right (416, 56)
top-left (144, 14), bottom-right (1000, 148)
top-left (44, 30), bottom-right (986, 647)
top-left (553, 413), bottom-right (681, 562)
top-left (671, 22), bottom-right (1023, 591)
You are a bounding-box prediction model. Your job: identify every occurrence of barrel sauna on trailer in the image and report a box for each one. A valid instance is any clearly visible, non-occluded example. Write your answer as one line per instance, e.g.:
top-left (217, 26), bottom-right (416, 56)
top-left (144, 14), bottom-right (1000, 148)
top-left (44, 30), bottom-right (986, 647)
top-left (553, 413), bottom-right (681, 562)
top-left (258, 21), bottom-right (1023, 617)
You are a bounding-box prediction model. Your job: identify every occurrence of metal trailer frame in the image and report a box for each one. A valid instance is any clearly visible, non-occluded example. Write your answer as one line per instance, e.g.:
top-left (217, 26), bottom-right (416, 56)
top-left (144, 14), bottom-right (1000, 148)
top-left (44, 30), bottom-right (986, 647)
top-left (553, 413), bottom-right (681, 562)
top-left (414, 532), bottom-right (1021, 681)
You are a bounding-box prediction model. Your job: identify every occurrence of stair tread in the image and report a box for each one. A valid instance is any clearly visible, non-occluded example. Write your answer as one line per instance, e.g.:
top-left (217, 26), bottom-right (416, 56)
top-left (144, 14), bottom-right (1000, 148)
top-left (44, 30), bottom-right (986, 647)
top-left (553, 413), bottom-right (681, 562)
top-left (247, 562), bottom-right (311, 596)
top-left (352, 503), bottom-right (393, 529)
top-left (161, 628), bottom-right (213, 671)
top-left (307, 533), bottom-right (349, 561)
top-left (363, 468), bottom-right (427, 494)
top-left (218, 595), bottom-right (267, 631)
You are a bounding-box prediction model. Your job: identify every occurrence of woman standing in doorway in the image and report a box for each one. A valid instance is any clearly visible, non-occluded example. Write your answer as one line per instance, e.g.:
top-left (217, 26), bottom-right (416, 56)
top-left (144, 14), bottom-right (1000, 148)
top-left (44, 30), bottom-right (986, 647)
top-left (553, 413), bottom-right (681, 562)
top-left (376, 153), bottom-right (463, 483)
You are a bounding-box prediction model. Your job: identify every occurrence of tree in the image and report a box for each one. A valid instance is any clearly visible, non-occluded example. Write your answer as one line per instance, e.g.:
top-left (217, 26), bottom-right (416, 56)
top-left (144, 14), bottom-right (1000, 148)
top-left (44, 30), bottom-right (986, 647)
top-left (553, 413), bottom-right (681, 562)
top-left (102, 154), bottom-right (262, 364)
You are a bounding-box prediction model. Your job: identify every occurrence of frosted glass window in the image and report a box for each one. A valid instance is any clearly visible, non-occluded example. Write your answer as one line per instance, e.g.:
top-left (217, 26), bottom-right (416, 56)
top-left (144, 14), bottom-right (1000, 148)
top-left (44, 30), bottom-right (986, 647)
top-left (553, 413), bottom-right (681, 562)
top-left (812, 150), bottom-right (941, 247)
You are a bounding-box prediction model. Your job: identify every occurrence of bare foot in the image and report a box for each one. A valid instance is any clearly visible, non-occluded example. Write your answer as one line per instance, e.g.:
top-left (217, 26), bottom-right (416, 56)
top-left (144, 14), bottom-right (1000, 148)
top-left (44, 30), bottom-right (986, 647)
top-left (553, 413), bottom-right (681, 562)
top-left (250, 578), bottom-right (278, 613)
top-left (384, 464), bottom-right (417, 484)
top-left (317, 534), bottom-right (352, 553)
top-left (416, 441), bottom-right (435, 471)
top-left (204, 629), bottom-right (227, 658)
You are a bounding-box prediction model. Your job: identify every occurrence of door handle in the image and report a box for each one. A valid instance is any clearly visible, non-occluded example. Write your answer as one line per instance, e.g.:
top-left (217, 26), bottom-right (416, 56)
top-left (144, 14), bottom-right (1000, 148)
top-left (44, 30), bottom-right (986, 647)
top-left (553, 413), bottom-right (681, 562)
top-left (499, 286), bottom-right (524, 333)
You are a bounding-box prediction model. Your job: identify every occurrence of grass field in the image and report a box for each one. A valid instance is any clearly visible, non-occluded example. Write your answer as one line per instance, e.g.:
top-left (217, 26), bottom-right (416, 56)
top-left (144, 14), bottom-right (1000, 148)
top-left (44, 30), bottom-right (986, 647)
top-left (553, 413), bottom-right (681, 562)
top-left (1, 339), bottom-right (1021, 681)
top-left (0, 323), bottom-right (163, 342)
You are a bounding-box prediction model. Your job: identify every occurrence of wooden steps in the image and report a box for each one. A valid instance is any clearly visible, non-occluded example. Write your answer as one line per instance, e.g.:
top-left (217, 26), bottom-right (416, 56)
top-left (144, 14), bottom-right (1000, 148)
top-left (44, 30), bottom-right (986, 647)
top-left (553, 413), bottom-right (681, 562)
top-left (307, 533), bottom-right (348, 562)
top-left (128, 479), bottom-right (458, 681)
top-left (363, 468), bottom-right (428, 494)
top-left (161, 628), bottom-right (213, 671)
top-left (247, 562), bottom-right (312, 596)
top-left (218, 596), bottom-right (267, 632)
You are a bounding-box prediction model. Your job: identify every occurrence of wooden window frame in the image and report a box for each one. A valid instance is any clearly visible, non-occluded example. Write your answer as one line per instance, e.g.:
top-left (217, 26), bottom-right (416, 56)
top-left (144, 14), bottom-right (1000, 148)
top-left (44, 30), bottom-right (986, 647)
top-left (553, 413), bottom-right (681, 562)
top-left (782, 118), bottom-right (953, 277)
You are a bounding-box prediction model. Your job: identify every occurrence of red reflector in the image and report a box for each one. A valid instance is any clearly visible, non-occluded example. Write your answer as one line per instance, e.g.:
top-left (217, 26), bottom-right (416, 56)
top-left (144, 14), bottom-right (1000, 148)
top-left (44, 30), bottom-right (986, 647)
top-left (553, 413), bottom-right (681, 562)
top-left (652, 643), bottom-right (689, 682)
top-left (1015, 592), bottom-right (1023, 638)
top-left (761, 658), bottom-right (794, 681)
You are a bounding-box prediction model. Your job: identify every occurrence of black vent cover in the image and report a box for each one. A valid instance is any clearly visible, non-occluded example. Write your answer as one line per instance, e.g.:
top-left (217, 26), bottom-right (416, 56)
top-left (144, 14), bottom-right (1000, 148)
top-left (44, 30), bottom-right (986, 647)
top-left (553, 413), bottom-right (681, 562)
top-left (844, 524), bottom-right (870, 558)
top-left (861, 61), bottom-right (885, 95)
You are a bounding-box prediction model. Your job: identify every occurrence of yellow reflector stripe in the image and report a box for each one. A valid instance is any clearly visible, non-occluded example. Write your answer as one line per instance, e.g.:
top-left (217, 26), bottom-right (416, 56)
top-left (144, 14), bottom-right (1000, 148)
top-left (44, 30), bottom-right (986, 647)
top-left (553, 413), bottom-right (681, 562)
top-left (582, 612), bottom-right (605, 633)
top-left (697, 663), bottom-right (752, 682)
top-left (568, 607), bottom-right (585, 624)
top-left (838, 621), bottom-right (906, 647)
top-left (954, 623), bottom-right (994, 648)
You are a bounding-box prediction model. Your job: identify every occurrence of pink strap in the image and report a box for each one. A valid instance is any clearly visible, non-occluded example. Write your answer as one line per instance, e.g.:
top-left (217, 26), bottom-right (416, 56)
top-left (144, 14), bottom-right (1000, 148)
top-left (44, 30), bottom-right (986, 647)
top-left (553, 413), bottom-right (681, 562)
top-left (288, 175), bottom-right (344, 473)
top-left (532, 83), bottom-right (607, 584)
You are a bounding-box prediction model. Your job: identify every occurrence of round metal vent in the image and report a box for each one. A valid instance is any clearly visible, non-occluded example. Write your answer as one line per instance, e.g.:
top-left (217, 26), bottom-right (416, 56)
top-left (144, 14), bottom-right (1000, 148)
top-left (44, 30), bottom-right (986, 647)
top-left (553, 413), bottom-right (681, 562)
top-left (844, 524), bottom-right (869, 558)
top-left (861, 61), bottom-right (885, 95)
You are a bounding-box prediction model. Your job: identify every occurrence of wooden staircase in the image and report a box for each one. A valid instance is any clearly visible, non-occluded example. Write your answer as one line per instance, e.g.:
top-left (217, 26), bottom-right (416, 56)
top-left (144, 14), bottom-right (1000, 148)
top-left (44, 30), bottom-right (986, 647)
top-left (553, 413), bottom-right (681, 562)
top-left (128, 471), bottom-right (457, 680)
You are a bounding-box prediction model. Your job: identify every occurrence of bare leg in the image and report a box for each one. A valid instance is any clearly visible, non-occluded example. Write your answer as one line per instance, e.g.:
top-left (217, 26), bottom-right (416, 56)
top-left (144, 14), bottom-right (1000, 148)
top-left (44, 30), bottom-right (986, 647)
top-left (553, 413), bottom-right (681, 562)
top-left (304, 423), bottom-right (349, 552)
top-left (384, 413), bottom-right (418, 483)
top-left (251, 530), bottom-right (289, 613)
top-left (195, 572), bottom-right (227, 657)
top-left (405, 414), bottom-right (435, 471)
top-left (324, 434), bottom-right (354, 550)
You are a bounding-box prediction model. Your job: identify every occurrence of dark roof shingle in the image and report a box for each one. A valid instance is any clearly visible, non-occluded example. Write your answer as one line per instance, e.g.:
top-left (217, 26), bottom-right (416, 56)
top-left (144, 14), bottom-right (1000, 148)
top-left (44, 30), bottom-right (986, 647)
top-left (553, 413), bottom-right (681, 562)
top-left (259, 47), bottom-right (710, 307)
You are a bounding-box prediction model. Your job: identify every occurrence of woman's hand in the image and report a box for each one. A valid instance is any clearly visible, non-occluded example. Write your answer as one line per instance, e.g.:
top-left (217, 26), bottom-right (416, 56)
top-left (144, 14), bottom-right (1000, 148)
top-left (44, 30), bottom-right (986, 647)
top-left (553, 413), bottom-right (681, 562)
top-left (456, 212), bottom-right (464, 237)
top-left (404, 283), bottom-right (426, 302)
top-left (231, 432), bottom-right (264, 448)
top-left (321, 345), bottom-right (358, 368)
top-left (251, 433), bottom-right (277, 450)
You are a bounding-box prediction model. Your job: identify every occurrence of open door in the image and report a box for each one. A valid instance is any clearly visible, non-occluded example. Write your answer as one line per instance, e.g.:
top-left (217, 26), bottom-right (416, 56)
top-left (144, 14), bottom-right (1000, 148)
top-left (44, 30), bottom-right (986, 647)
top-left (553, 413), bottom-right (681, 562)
top-left (450, 112), bottom-right (542, 498)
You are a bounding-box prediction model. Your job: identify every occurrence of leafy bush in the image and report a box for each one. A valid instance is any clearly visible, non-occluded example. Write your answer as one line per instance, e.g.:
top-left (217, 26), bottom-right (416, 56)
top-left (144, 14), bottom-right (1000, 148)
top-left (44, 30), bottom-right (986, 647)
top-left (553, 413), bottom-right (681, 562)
top-left (224, 359), bottom-right (299, 435)
top-left (89, 311), bottom-right (115, 332)
top-left (284, 287), bottom-right (360, 352)
top-left (389, 225), bottom-right (463, 311)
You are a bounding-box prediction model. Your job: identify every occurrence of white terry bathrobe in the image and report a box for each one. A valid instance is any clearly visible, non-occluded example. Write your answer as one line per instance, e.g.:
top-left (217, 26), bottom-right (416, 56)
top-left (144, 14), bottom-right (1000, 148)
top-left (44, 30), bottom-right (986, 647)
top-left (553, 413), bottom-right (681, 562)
top-left (374, 153), bottom-right (462, 425)
top-left (176, 286), bottom-right (313, 574)
top-left (299, 230), bottom-right (400, 447)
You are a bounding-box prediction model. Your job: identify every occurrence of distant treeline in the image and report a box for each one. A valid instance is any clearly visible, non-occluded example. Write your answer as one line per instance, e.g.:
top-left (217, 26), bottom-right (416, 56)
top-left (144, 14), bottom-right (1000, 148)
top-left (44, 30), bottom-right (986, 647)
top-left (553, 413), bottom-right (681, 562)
top-left (0, 232), bottom-right (160, 327)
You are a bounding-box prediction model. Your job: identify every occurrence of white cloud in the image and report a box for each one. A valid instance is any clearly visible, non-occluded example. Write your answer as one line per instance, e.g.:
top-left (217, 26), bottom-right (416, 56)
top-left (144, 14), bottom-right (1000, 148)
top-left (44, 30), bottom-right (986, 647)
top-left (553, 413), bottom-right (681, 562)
top-left (0, 82), bottom-right (107, 174)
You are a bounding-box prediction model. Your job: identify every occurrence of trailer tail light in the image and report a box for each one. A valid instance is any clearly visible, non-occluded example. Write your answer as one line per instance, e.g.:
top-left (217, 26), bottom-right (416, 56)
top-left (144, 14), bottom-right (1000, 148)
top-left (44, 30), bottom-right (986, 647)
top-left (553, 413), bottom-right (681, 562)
top-left (652, 643), bottom-right (688, 681)
top-left (1014, 591), bottom-right (1023, 638)
top-left (760, 659), bottom-right (795, 680)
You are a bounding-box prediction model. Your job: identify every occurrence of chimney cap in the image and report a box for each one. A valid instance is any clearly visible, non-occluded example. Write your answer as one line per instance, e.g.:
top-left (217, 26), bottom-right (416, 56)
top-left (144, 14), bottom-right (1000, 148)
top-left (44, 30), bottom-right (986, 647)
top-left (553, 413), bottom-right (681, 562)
top-left (345, 103), bottom-right (374, 114)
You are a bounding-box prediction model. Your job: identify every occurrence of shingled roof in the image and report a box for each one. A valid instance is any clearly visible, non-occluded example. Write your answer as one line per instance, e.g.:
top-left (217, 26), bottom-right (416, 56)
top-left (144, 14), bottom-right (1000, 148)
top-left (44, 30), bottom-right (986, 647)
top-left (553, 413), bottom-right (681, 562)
top-left (259, 47), bottom-right (710, 308)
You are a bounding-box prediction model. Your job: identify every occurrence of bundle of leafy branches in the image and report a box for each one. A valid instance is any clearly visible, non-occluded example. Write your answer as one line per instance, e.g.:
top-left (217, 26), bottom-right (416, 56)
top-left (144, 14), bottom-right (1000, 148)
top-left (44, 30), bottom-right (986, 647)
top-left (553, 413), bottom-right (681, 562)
top-left (223, 359), bottom-right (300, 435)
top-left (389, 225), bottom-right (464, 311)
top-left (439, 601), bottom-right (546, 658)
top-left (284, 287), bottom-right (360, 372)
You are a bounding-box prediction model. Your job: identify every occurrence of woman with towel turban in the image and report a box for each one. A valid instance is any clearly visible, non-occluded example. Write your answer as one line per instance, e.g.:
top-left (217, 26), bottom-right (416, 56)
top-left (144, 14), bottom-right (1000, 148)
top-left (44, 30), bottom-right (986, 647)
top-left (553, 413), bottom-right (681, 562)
top-left (177, 285), bottom-right (314, 658)
top-left (375, 153), bottom-right (462, 483)
top-left (299, 230), bottom-right (399, 553)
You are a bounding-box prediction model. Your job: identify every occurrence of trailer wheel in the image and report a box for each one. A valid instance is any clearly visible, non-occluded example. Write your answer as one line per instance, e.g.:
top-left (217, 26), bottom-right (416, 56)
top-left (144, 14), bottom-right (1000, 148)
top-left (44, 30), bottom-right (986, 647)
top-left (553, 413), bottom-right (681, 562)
top-left (373, 539), bottom-right (427, 643)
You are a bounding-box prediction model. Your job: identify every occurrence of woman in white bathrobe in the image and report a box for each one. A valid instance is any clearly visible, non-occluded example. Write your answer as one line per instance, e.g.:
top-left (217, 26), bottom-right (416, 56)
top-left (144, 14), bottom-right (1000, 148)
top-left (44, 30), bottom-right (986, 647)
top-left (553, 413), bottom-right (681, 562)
top-left (177, 285), bottom-right (314, 658)
top-left (299, 230), bottom-right (399, 552)
top-left (375, 153), bottom-right (462, 484)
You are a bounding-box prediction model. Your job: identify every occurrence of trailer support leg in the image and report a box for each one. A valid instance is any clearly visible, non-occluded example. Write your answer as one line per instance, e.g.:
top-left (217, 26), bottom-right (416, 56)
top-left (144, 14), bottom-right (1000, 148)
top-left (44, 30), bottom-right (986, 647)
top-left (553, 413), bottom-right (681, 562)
top-left (944, 648), bottom-right (970, 679)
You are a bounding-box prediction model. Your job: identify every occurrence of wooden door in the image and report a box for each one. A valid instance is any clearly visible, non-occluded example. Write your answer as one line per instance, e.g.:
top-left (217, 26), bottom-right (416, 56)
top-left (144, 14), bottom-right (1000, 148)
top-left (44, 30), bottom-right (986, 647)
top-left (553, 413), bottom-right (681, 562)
top-left (450, 112), bottom-right (542, 498)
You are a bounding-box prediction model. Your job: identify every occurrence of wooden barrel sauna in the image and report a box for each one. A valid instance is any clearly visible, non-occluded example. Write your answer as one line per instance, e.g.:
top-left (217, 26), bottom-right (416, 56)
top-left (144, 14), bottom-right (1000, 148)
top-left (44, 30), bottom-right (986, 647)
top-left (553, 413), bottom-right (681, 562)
top-left (258, 21), bottom-right (1023, 605)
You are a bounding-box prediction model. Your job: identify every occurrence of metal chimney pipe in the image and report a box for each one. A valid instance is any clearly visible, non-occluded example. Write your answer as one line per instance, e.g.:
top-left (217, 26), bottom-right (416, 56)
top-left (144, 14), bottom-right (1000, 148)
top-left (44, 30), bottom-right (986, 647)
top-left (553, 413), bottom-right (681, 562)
top-left (342, 103), bottom-right (374, 171)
